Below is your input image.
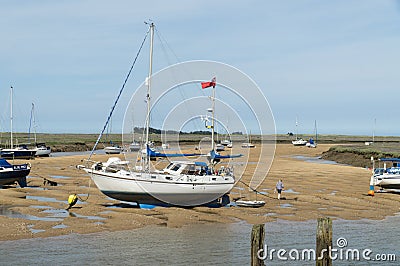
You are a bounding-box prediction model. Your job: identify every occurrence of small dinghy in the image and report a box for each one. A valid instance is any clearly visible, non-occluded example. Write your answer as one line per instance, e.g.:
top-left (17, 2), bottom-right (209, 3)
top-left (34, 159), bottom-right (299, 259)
top-left (235, 200), bottom-right (265, 208)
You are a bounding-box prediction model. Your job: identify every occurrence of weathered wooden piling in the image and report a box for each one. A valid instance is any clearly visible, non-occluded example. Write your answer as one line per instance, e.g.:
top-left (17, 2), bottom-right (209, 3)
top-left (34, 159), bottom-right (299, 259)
top-left (251, 224), bottom-right (265, 266)
top-left (316, 217), bottom-right (332, 266)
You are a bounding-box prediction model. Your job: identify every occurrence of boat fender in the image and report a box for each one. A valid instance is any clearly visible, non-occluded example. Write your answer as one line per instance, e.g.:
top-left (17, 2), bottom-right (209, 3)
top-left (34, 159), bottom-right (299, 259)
top-left (368, 185), bottom-right (374, 196)
top-left (66, 194), bottom-right (78, 210)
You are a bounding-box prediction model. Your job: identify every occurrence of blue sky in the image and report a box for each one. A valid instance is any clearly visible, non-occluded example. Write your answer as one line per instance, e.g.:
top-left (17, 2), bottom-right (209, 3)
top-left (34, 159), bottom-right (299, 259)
top-left (0, 0), bottom-right (399, 136)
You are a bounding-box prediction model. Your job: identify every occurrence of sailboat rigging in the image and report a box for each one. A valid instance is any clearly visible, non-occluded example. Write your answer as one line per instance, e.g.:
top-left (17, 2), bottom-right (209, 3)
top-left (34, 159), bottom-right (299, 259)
top-left (1, 87), bottom-right (36, 159)
top-left (28, 103), bottom-right (51, 156)
top-left (306, 120), bottom-right (318, 148)
top-left (292, 117), bottom-right (307, 146)
top-left (80, 23), bottom-right (243, 207)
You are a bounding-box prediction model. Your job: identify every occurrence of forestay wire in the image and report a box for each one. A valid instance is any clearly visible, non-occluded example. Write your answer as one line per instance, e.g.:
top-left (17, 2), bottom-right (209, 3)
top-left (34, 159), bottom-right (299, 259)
top-left (88, 27), bottom-right (150, 160)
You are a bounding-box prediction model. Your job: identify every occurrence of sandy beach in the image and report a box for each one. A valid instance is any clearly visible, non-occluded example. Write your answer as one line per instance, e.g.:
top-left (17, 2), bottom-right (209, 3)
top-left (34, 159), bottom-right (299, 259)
top-left (1, 143), bottom-right (399, 241)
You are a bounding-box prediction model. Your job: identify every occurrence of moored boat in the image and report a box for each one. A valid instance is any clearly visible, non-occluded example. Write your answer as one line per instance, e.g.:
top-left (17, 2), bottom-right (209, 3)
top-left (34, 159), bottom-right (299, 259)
top-left (104, 145), bottom-right (122, 154)
top-left (1, 145), bottom-right (36, 159)
top-left (370, 158), bottom-right (400, 190)
top-left (1, 87), bottom-right (37, 159)
top-left (0, 158), bottom-right (30, 187)
top-left (80, 23), bottom-right (243, 207)
top-left (241, 142), bottom-right (255, 148)
top-left (235, 199), bottom-right (265, 208)
top-left (129, 141), bottom-right (141, 152)
top-left (34, 143), bottom-right (51, 157)
top-left (292, 138), bottom-right (307, 146)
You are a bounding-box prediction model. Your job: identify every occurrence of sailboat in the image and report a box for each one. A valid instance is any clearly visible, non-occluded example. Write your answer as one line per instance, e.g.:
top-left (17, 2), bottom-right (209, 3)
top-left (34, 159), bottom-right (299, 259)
top-left (291, 117), bottom-right (307, 146)
top-left (104, 118), bottom-right (122, 154)
top-left (241, 131), bottom-right (255, 148)
top-left (129, 138), bottom-right (141, 152)
top-left (306, 120), bottom-right (318, 148)
top-left (1, 87), bottom-right (36, 160)
top-left (0, 158), bottom-right (30, 187)
top-left (80, 23), bottom-right (243, 207)
top-left (29, 103), bottom-right (51, 157)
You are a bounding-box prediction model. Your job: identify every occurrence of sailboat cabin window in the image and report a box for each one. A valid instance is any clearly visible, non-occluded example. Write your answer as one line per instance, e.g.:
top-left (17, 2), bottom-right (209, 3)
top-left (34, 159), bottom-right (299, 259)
top-left (171, 164), bottom-right (181, 171)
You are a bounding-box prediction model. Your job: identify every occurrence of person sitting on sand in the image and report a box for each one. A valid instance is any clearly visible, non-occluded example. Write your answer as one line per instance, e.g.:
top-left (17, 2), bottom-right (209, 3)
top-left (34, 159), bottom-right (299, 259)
top-left (275, 179), bottom-right (284, 200)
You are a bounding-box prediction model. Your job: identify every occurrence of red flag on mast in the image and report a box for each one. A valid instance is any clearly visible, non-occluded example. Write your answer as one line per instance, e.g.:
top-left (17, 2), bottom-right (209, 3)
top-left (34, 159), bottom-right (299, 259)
top-left (201, 77), bottom-right (216, 89)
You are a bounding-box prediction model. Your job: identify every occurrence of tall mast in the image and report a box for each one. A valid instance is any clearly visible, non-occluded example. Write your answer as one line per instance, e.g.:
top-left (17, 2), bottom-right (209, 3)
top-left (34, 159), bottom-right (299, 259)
top-left (28, 103), bottom-right (37, 144)
top-left (10, 86), bottom-right (13, 148)
top-left (315, 120), bottom-right (317, 143)
top-left (211, 85), bottom-right (215, 150)
top-left (145, 22), bottom-right (154, 146)
top-left (33, 103), bottom-right (37, 143)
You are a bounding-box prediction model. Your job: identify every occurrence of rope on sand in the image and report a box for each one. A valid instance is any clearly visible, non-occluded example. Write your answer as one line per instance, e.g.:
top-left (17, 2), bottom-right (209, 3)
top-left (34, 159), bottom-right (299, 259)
top-left (237, 179), bottom-right (277, 200)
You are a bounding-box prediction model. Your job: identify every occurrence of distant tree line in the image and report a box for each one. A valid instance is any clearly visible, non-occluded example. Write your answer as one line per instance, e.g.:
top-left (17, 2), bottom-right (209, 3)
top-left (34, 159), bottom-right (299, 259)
top-left (134, 127), bottom-right (243, 135)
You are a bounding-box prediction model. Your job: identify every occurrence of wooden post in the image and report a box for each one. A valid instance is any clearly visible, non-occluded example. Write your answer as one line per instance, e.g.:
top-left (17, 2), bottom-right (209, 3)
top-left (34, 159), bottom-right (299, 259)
top-left (316, 217), bottom-right (332, 266)
top-left (251, 224), bottom-right (265, 266)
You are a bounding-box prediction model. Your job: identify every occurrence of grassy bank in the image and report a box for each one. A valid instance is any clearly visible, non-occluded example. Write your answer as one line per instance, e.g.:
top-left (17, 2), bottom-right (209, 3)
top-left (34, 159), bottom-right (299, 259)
top-left (321, 143), bottom-right (400, 168)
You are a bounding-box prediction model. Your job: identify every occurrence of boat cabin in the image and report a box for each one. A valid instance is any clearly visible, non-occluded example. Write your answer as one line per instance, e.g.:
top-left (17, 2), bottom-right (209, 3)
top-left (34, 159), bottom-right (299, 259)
top-left (163, 161), bottom-right (210, 176)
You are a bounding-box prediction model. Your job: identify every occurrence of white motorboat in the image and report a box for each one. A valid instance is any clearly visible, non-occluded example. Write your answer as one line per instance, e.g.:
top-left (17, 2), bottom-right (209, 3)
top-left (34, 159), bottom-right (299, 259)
top-left (162, 143), bottom-right (170, 149)
top-left (241, 142), bottom-right (255, 148)
top-left (34, 143), bottom-right (51, 157)
top-left (370, 158), bottom-right (400, 190)
top-left (216, 143), bottom-right (225, 151)
top-left (104, 145), bottom-right (122, 154)
top-left (235, 200), bottom-right (265, 208)
top-left (81, 23), bottom-right (242, 207)
top-left (292, 138), bottom-right (307, 146)
top-left (129, 141), bottom-right (141, 152)
top-left (221, 139), bottom-right (232, 147)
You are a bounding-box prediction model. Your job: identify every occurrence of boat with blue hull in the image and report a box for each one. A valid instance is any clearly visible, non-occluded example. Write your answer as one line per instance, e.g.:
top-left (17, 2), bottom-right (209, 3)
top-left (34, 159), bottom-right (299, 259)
top-left (1, 145), bottom-right (36, 160)
top-left (0, 158), bottom-right (30, 187)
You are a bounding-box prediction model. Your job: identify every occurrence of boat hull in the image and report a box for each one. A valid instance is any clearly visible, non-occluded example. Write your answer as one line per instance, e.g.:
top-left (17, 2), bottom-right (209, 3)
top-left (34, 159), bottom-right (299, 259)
top-left (1, 149), bottom-right (36, 159)
top-left (375, 175), bottom-right (400, 189)
top-left (87, 170), bottom-right (234, 207)
top-left (0, 168), bottom-right (30, 187)
top-left (35, 147), bottom-right (51, 157)
top-left (292, 140), bottom-right (307, 146)
top-left (236, 200), bottom-right (265, 208)
top-left (104, 147), bottom-right (122, 154)
top-left (241, 143), bottom-right (255, 148)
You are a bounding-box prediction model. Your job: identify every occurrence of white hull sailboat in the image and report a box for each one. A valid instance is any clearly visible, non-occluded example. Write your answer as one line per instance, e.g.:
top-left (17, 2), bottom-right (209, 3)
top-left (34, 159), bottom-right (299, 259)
top-left (292, 139), bottom-right (307, 146)
top-left (81, 23), bottom-right (242, 207)
top-left (292, 117), bottom-right (307, 146)
top-left (84, 158), bottom-right (234, 206)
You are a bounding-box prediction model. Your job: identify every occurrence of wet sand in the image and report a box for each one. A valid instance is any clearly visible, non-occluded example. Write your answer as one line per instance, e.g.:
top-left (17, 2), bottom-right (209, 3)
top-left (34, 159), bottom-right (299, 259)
top-left (1, 144), bottom-right (399, 241)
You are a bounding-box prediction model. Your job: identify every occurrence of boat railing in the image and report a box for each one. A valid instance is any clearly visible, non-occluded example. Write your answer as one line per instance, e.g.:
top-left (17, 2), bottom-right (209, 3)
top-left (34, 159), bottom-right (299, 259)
top-left (386, 167), bottom-right (400, 174)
